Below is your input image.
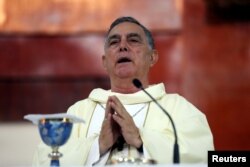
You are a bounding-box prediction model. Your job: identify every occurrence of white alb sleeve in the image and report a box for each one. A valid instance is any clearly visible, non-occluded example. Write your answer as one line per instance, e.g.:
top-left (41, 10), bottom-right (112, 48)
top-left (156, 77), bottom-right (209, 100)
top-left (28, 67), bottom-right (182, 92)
top-left (85, 137), bottom-right (110, 166)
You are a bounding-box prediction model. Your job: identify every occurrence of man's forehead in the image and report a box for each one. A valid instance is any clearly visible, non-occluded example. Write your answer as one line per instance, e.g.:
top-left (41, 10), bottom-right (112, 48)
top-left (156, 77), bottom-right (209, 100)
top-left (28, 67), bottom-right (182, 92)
top-left (107, 22), bottom-right (145, 37)
top-left (107, 33), bottom-right (141, 40)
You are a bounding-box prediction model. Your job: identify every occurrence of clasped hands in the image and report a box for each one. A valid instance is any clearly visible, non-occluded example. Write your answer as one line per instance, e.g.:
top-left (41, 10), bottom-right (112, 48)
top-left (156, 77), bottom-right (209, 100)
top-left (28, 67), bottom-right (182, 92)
top-left (99, 96), bottom-right (142, 155)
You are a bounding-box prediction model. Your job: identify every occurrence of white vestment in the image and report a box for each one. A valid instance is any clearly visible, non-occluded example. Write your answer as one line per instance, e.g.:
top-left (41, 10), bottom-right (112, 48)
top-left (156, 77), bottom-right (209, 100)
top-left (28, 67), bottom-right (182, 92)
top-left (32, 83), bottom-right (214, 166)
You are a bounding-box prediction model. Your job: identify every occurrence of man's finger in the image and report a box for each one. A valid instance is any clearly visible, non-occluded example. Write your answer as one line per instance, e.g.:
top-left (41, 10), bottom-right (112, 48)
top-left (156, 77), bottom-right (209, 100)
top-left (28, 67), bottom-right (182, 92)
top-left (109, 96), bottom-right (128, 118)
top-left (112, 114), bottom-right (124, 126)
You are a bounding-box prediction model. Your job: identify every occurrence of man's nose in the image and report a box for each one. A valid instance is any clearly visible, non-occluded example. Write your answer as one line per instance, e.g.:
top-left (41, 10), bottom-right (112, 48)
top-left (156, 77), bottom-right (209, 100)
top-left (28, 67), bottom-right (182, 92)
top-left (119, 40), bottom-right (128, 52)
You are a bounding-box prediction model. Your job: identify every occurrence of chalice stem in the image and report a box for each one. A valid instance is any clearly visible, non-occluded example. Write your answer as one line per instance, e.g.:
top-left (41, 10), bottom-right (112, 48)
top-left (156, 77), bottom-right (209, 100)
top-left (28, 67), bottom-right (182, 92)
top-left (51, 159), bottom-right (60, 167)
top-left (49, 147), bottom-right (62, 167)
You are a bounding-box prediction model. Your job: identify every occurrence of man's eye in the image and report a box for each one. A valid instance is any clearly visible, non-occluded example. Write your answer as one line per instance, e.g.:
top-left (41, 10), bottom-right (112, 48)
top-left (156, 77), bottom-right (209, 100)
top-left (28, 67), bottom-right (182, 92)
top-left (109, 40), bottom-right (118, 46)
top-left (129, 38), bottom-right (139, 43)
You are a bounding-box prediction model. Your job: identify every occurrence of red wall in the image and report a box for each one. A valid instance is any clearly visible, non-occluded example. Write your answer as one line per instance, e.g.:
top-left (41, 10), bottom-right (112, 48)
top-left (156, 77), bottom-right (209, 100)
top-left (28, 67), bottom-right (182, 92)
top-left (181, 0), bottom-right (250, 150)
top-left (0, 35), bottom-right (110, 120)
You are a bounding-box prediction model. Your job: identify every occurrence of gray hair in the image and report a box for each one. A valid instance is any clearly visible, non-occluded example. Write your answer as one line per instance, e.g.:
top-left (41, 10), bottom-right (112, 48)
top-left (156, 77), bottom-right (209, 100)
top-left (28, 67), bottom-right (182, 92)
top-left (105, 16), bottom-right (155, 50)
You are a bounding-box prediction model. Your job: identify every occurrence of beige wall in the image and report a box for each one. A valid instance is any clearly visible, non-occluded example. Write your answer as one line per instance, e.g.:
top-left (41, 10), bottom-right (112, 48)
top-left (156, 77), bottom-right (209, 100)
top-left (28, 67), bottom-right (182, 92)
top-left (0, 123), bottom-right (40, 166)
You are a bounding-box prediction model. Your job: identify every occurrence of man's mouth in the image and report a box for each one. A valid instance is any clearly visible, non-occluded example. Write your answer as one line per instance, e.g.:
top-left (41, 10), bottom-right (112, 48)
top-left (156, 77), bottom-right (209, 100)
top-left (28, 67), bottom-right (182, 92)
top-left (117, 57), bottom-right (132, 64)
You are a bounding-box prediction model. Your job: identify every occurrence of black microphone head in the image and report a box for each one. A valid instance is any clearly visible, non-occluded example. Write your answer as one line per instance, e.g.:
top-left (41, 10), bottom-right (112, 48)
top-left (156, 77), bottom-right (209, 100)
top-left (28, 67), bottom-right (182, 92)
top-left (132, 78), bottom-right (143, 89)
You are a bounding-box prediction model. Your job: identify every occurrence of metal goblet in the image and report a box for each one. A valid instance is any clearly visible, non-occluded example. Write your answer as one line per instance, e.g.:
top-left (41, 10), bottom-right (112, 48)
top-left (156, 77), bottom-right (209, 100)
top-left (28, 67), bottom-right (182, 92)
top-left (38, 118), bottom-right (73, 167)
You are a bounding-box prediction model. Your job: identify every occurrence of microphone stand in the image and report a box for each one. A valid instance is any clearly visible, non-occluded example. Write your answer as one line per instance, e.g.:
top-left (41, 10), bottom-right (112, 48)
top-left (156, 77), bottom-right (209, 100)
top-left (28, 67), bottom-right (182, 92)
top-left (133, 79), bottom-right (180, 164)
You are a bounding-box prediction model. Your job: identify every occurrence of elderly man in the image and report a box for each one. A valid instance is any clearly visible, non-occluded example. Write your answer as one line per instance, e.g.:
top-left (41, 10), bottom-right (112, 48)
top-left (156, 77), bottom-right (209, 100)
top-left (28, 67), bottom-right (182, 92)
top-left (33, 16), bottom-right (214, 166)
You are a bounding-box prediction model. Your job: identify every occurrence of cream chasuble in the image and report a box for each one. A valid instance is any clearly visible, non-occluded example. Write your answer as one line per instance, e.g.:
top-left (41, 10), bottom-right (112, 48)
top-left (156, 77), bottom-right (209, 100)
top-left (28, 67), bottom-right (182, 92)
top-left (86, 103), bottom-right (149, 165)
top-left (32, 83), bottom-right (214, 166)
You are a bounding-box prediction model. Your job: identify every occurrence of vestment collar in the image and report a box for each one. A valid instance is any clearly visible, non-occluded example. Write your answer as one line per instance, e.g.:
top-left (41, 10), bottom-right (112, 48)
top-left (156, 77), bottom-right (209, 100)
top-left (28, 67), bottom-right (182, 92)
top-left (88, 83), bottom-right (166, 105)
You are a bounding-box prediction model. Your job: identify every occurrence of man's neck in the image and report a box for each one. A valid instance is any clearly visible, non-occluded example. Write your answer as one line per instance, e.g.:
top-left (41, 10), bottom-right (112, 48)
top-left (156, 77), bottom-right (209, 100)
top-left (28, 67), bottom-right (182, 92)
top-left (110, 78), bottom-right (148, 94)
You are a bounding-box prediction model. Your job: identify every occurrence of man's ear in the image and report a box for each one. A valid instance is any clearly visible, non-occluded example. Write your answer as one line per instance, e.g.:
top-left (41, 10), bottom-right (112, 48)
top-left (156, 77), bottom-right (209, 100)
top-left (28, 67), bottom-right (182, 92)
top-left (150, 50), bottom-right (159, 67)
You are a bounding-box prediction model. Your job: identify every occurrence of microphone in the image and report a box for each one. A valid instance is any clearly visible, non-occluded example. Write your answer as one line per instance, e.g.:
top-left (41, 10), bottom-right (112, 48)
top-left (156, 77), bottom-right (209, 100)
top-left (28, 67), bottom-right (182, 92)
top-left (132, 78), bottom-right (180, 164)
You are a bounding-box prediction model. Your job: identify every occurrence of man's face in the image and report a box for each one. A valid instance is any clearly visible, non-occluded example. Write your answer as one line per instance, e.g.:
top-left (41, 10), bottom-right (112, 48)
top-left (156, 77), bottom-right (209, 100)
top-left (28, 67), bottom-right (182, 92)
top-left (102, 22), bottom-right (155, 80)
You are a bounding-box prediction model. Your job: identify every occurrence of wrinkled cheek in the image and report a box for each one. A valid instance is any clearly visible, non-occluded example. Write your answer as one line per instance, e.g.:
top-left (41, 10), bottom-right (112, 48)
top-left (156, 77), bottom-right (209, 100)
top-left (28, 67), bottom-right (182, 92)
top-left (103, 64), bottom-right (114, 76)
